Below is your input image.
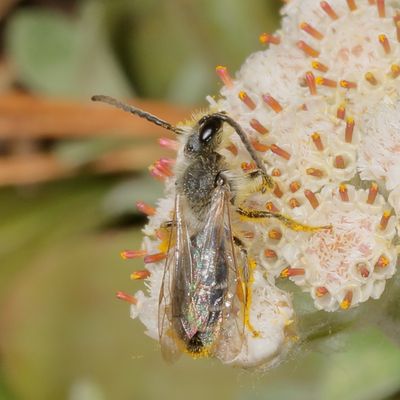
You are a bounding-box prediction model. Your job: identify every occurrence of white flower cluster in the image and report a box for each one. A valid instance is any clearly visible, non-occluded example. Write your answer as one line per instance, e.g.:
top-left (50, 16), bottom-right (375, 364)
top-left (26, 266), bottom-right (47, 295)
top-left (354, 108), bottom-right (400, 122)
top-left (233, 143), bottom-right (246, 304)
top-left (126, 0), bottom-right (400, 368)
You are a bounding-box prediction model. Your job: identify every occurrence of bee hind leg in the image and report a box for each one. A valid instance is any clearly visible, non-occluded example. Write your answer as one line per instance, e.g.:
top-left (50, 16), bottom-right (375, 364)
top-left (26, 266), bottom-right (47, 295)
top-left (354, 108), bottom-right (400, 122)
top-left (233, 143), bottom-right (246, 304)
top-left (236, 207), bottom-right (331, 232)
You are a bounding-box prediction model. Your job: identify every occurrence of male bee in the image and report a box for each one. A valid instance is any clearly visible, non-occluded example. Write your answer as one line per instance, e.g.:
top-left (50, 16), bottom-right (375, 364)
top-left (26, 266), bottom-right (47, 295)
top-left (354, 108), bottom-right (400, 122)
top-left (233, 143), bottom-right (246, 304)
top-left (92, 95), bottom-right (323, 362)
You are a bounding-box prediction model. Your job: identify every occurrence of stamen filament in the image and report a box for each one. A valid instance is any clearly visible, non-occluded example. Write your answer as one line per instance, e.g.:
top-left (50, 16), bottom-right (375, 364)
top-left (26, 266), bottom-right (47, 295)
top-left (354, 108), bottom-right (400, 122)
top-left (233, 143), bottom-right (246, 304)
top-left (345, 117), bottom-right (355, 143)
top-left (271, 144), bottom-right (291, 160)
top-left (281, 267), bottom-right (305, 278)
top-left (130, 269), bottom-right (151, 280)
top-left (250, 119), bottom-right (269, 134)
top-left (239, 91), bottom-right (257, 110)
top-left (379, 210), bottom-right (391, 230)
top-left (262, 94), bottom-right (283, 113)
top-left (311, 132), bottom-right (324, 151)
top-left (136, 201), bottom-right (156, 216)
top-left (297, 40), bottom-right (320, 57)
top-left (377, 0), bottom-right (385, 17)
top-left (216, 65), bottom-right (234, 88)
top-left (337, 105), bottom-right (346, 120)
top-left (316, 76), bottom-right (337, 87)
top-left (340, 291), bottom-right (353, 309)
top-left (144, 252), bottom-right (167, 264)
top-left (116, 291), bottom-right (137, 304)
top-left (259, 33), bottom-right (281, 45)
top-left (312, 60), bottom-right (329, 72)
top-left (120, 250), bottom-right (147, 260)
top-left (320, 1), bottom-right (339, 20)
top-left (304, 189), bottom-right (319, 209)
top-left (367, 182), bottom-right (378, 204)
top-left (378, 34), bottom-right (391, 54)
top-left (365, 72), bottom-right (378, 85)
top-left (300, 22), bottom-right (324, 40)
top-left (339, 184), bottom-right (349, 202)
top-left (316, 286), bottom-right (329, 297)
top-left (305, 71), bottom-right (317, 95)
top-left (289, 181), bottom-right (301, 193)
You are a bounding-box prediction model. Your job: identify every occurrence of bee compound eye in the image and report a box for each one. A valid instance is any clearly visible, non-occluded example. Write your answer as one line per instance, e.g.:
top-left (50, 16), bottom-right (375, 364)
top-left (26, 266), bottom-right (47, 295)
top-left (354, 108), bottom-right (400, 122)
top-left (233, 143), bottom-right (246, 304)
top-left (199, 116), bottom-right (222, 143)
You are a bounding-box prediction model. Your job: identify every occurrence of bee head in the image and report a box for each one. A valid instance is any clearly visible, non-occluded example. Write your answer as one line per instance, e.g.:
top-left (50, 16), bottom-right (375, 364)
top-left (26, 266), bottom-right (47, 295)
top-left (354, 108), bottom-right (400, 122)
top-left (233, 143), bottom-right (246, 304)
top-left (184, 115), bottom-right (223, 157)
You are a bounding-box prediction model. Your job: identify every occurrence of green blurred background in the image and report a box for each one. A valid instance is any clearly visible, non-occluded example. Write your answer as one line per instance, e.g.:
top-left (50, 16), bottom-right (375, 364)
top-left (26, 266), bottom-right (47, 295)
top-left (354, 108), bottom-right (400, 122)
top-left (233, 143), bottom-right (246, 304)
top-left (1, 1), bottom-right (400, 399)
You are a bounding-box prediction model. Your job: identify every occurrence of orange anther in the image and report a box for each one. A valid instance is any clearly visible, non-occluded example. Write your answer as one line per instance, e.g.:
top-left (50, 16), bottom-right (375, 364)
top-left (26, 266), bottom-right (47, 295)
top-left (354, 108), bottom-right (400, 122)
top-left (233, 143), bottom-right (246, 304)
top-left (264, 249), bottom-right (277, 258)
top-left (251, 139), bottom-right (269, 152)
top-left (289, 181), bottom-right (301, 193)
top-left (316, 286), bottom-right (329, 297)
top-left (289, 198), bottom-right (301, 208)
top-left (375, 254), bottom-right (389, 268)
top-left (316, 76), bottom-right (337, 87)
top-left (269, 229), bottom-right (282, 240)
top-left (346, 0), bottom-right (357, 11)
top-left (367, 182), bottom-right (378, 204)
top-left (120, 249), bottom-right (147, 260)
top-left (391, 64), bottom-right (400, 79)
top-left (379, 210), bottom-right (391, 230)
top-left (297, 40), bottom-right (320, 57)
top-left (365, 72), bottom-right (378, 85)
top-left (337, 105), bottom-right (346, 120)
top-left (340, 291), bottom-right (353, 310)
top-left (266, 201), bottom-right (279, 212)
top-left (273, 182), bottom-right (284, 198)
top-left (226, 143), bottom-right (238, 155)
top-left (311, 132), bottom-right (324, 151)
top-left (378, 34), bottom-right (391, 54)
top-left (306, 168), bottom-right (324, 177)
top-left (262, 94), bottom-right (283, 113)
top-left (357, 262), bottom-right (370, 278)
top-left (271, 144), bottom-right (291, 160)
top-left (250, 119), bottom-right (269, 134)
top-left (130, 269), bottom-right (151, 280)
top-left (377, 0), bottom-right (385, 17)
top-left (241, 161), bottom-right (256, 172)
top-left (280, 267), bottom-right (305, 278)
top-left (345, 117), bottom-right (355, 143)
top-left (144, 252), bottom-right (167, 264)
top-left (271, 168), bottom-right (281, 177)
top-left (340, 80), bottom-right (357, 89)
top-left (300, 22), bottom-right (324, 40)
top-left (116, 291), bottom-right (137, 304)
top-left (305, 71), bottom-right (317, 95)
top-left (312, 60), bottom-right (329, 73)
top-left (304, 189), bottom-right (319, 209)
top-left (136, 201), bottom-right (156, 216)
top-left (339, 184), bottom-right (349, 202)
top-left (238, 91), bottom-right (257, 110)
top-left (259, 33), bottom-right (281, 45)
top-left (320, 1), bottom-right (339, 20)
top-left (335, 155), bottom-right (346, 169)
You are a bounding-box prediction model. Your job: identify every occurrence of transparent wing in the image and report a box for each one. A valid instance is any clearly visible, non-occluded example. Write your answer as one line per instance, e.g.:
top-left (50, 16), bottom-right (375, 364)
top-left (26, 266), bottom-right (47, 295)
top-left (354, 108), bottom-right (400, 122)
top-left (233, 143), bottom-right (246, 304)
top-left (193, 184), bottom-right (247, 361)
top-left (158, 194), bottom-right (194, 362)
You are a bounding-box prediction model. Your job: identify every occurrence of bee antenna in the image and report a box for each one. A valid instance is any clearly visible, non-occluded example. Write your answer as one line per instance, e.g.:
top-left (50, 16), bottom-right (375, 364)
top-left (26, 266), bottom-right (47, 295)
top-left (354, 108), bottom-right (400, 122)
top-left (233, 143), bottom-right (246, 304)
top-left (91, 95), bottom-right (185, 135)
top-left (213, 113), bottom-right (268, 176)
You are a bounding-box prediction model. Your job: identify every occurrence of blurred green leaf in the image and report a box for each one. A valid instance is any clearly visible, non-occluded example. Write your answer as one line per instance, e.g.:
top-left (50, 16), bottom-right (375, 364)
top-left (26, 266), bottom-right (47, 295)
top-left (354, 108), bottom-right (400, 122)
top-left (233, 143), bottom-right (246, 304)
top-left (5, 1), bottom-right (132, 99)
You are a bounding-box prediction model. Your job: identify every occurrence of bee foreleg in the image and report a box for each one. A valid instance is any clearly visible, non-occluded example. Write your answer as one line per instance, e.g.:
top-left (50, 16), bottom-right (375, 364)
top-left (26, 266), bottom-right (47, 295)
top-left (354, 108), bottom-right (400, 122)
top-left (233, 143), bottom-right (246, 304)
top-left (236, 207), bottom-right (331, 232)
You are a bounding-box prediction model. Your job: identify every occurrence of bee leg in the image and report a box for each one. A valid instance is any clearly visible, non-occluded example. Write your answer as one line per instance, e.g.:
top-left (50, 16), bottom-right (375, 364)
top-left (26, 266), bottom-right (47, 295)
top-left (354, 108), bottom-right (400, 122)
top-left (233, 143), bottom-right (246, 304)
top-left (236, 207), bottom-right (331, 232)
top-left (245, 169), bottom-right (274, 194)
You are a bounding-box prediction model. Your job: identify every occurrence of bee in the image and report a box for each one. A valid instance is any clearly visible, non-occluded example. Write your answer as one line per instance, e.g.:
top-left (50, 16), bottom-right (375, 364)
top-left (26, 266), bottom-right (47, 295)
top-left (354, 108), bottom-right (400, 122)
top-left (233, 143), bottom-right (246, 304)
top-left (92, 95), bottom-right (324, 362)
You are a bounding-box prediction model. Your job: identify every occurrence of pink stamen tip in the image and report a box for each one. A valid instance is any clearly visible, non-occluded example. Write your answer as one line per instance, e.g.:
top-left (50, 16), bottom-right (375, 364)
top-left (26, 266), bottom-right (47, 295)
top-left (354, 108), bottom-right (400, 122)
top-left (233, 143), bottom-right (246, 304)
top-left (378, 34), bottom-right (391, 54)
top-left (305, 71), bottom-right (317, 95)
top-left (136, 201), bottom-right (156, 216)
top-left (311, 132), bottom-right (324, 151)
top-left (367, 182), bottom-right (378, 204)
top-left (377, 0), bottom-right (385, 17)
top-left (339, 184), bottom-right (349, 202)
top-left (116, 291), bottom-right (137, 304)
top-left (238, 91), bottom-right (257, 110)
top-left (144, 252), bottom-right (167, 264)
top-left (273, 182), bottom-right (284, 199)
top-left (335, 155), bottom-right (346, 169)
top-left (320, 1), bottom-right (339, 20)
top-left (300, 22), bottom-right (324, 40)
top-left (120, 249), bottom-right (147, 260)
top-left (259, 33), bottom-right (281, 45)
top-left (380, 210), bottom-right (391, 230)
top-left (251, 139), bottom-right (270, 152)
top-left (340, 80), bottom-right (357, 89)
top-left (312, 60), bottom-right (329, 73)
top-left (346, 0), bottom-right (357, 11)
top-left (262, 94), bottom-right (283, 113)
top-left (215, 65), bottom-right (234, 88)
top-left (316, 76), bottom-right (337, 87)
top-left (130, 269), bottom-right (151, 280)
top-left (337, 105), bottom-right (346, 120)
top-left (250, 119), bottom-right (269, 134)
top-left (271, 144), bottom-right (291, 160)
top-left (297, 40), bottom-right (320, 58)
top-left (304, 189), bottom-right (319, 209)
top-left (289, 181), bottom-right (301, 193)
top-left (158, 137), bottom-right (179, 150)
top-left (345, 117), bottom-right (355, 143)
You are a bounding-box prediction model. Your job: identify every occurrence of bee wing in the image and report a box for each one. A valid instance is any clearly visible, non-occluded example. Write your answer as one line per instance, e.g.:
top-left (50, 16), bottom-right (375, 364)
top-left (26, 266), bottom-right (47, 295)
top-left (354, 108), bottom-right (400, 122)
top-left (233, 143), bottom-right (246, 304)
top-left (195, 185), bottom-right (247, 361)
top-left (158, 194), bottom-right (193, 362)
